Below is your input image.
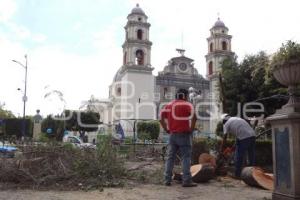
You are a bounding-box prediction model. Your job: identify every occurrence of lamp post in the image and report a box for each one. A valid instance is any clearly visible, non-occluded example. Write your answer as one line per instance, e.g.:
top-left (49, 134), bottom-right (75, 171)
top-left (12, 55), bottom-right (28, 138)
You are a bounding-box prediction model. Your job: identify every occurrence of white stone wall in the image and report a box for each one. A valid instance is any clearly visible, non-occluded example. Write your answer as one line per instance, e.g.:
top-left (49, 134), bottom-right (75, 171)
top-left (112, 72), bottom-right (155, 137)
top-left (120, 72), bottom-right (155, 120)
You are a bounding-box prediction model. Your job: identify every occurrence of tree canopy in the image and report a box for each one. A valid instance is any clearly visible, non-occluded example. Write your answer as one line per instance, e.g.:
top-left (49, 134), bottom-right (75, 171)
top-left (41, 110), bottom-right (101, 141)
top-left (64, 110), bottom-right (101, 132)
top-left (220, 51), bottom-right (288, 117)
top-left (0, 102), bottom-right (15, 119)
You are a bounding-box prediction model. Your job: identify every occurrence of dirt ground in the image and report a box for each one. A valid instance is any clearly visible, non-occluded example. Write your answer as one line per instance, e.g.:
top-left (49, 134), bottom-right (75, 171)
top-left (0, 177), bottom-right (272, 200)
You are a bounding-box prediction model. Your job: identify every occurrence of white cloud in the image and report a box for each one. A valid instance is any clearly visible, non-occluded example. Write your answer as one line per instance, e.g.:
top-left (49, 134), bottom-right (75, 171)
top-left (72, 22), bottom-right (82, 31)
top-left (0, 10), bottom-right (124, 117)
top-left (0, 0), bottom-right (17, 22)
top-left (1, 37), bottom-right (122, 116)
top-left (32, 33), bottom-right (47, 43)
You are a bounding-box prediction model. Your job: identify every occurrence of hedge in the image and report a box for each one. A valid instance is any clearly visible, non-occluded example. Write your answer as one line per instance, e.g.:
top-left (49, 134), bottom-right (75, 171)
top-left (1, 118), bottom-right (33, 138)
top-left (137, 121), bottom-right (160, 141)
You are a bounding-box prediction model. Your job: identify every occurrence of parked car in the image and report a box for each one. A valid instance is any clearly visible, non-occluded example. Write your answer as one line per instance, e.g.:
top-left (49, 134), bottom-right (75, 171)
top-left (0, 141), bottom-right (18, 158)
top-left (63, 135), bottom-right (96, 149)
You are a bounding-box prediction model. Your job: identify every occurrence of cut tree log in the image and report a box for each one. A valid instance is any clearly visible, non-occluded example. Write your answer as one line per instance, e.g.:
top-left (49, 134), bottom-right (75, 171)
top-left (199, 153), bottom-right (229, 176)
top-left (241, 167), bottom-right (274, 191)
top-left (198, 153), bottom-right (217, 169)
top-left (173, 164), bottom-right (215, 183)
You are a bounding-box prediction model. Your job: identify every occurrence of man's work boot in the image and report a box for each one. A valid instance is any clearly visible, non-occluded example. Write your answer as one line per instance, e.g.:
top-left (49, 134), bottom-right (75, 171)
top-left (182, 181), bottom-right (197, 187)
top-left (164, 181), bottom-right (171, 186)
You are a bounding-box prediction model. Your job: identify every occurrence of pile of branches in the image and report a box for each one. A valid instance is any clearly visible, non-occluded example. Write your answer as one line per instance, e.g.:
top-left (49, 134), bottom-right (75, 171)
top-left (0, 141), bottom-right (125, 190)
top-left (130, 145), bottom-right (165, 162)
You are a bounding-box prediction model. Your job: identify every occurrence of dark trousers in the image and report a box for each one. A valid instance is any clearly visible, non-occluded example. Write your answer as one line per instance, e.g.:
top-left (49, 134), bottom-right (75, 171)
top-left (235, 136), bottom-right (255, 177)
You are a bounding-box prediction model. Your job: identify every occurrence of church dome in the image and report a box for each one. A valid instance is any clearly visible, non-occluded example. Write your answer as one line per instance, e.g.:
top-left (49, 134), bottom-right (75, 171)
top-left (214, 18), bottom-right (225, 27)
top-left (113, 68), bottom-right (123, 82)
top-left (131, 4), bottom-right (145, 15)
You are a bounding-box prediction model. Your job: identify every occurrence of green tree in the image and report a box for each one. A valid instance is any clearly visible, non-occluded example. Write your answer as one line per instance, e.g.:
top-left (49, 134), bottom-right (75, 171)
top-left (41, 115), bottom-right (65, 141)
top-left (65, 110), bottom-right (100, 132)
top-left (0, 102), bottom-right (15, 119)
top-left (219, 56), bottom-right (241, 115)
top-left (220, 51), bottom-right (287, 117)
top-left (41, 110), bottom-right (101, 141)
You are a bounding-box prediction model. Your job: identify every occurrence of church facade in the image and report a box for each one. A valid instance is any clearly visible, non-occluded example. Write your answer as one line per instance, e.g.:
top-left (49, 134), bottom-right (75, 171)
top-left (155, 50), bottom-right (211, 133)
top-left (99, 4), bottom-right (235, 136)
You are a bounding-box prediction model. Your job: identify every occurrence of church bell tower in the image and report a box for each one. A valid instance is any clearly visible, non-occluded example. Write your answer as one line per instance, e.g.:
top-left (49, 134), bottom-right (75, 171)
top-left (118, 4), bottom-right (155, 123)
top-left (205, 17), bottom-right (234, 132)
top-left (206, 17), bottom-right (234, 80)
top-left (122, 4), bottom-right (153, 72)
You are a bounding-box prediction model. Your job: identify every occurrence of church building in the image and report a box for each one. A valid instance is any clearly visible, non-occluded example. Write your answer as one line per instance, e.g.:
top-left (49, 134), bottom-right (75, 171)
top-left (99, 4), bottom-right (235, 136)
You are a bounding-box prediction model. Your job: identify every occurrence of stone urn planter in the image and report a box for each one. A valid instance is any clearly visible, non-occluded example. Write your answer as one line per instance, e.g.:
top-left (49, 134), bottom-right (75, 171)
top-left (271, 41), bottom-right (300, 108)
top-left (273, 61), bottom-right (300, 107)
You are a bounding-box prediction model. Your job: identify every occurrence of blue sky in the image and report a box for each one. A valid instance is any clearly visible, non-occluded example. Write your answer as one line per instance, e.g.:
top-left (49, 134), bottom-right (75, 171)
top-left (2, 0), bottom-right (127, 53)
top-left (1, 0), bottom-right (300, 117)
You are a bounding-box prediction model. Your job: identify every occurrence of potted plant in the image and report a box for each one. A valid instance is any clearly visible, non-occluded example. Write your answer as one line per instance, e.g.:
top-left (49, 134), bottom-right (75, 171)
top-left (271, 40), bottom-right (300, 107)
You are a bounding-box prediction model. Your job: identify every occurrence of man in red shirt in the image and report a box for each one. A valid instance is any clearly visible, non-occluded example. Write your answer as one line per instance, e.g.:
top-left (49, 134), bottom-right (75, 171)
top-left (160, 88), bottom-right (197, 187)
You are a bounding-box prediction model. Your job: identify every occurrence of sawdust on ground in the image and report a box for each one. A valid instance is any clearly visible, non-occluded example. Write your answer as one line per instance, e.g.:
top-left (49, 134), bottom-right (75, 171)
top-left (0, 177), bottom-right (272, 200)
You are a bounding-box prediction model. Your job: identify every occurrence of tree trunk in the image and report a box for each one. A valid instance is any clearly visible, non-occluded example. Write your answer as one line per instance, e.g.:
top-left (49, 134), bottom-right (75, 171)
top-left (241, 167), bottom-right (273, 190)
top-left (198, 153), bottom-right (216, 169)
top-left (173, 164), bottom-right (215, 183)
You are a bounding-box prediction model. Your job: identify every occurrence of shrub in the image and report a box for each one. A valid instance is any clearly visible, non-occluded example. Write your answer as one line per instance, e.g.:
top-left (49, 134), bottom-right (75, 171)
top-left (220, 139), bottom-right (272, 166)
top-left (73, 134), bottom-right (125, 187)
top-left (124, 136), bottom-right (134, 144)
top-left (38, 133), bottom-right (51, 143)
top-left (271, 40), bottom-right (300, 71)
top-left (137, 121), bottom-right (160, 141)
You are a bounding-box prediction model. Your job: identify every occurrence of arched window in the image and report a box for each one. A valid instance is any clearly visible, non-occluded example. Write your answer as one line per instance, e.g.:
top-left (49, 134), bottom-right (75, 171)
top-left (222, 41), bottom-right (227, 50)
top-left (208, 61), bottom-right (213, 75)
top-left (210, 43), bottom-right (213, 52)
top-left (123, 52), bottom-right (127, 65)
top-left (163, 87), bottom-right (168, 98)
top-left (135, 50), bottom-right (144, 65)
top-left (137, 29), bottom-right (143, 40)
top-left (117, 87), bottom-right (121, 96)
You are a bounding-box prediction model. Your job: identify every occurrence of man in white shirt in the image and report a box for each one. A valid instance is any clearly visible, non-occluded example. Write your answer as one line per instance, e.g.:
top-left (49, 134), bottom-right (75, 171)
top-left (221, 114), bottom-right (256, 178)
